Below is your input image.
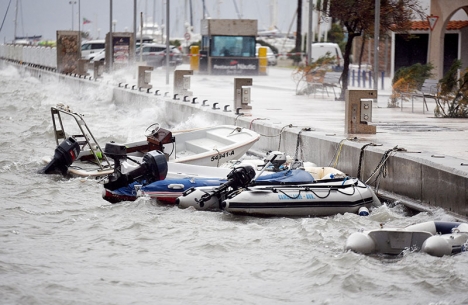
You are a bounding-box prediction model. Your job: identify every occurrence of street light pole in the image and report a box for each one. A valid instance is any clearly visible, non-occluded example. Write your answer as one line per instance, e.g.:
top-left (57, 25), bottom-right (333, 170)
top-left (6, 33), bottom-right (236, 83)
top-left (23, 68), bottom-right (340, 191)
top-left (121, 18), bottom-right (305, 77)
top-left (373, 0), bottom-right (380, 90)
top-left (69, 1), bottom-right (77, 30)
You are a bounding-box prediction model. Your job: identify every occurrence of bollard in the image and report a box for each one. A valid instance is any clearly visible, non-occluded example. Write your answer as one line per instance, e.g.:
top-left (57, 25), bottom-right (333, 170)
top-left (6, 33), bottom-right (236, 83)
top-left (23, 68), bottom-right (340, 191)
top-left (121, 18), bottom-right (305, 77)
top-left (183, 96), bottom-right (190, 102)
top-left (173, 94), bottom-right (179, 100)
top-left (212, 103), bottom-right (219, 110)
top-left (137, 65), bottom-right (153, 89)
top-left (236, 108), bottom-right (244, 115)
top-left (381, 71), bottom-right (385, 90)
top-left (345, 90), bottom-right (377, 134)
top-left (189, 45), bottom-right (199, 71)
top-left (155, 90), bottom-right (160, 96)
top-left (224, 105), bottom-right (231, 112)
top-left (234, 78), bottom-right (253, 111)
top-left (192, 97), bottom-right (198, 104)
top-left (173, 70), bottom-right (193, 96)
top-left (258, 47), bottom-right (268, 75)
top-left (202, 100), bottom-right (209, 106)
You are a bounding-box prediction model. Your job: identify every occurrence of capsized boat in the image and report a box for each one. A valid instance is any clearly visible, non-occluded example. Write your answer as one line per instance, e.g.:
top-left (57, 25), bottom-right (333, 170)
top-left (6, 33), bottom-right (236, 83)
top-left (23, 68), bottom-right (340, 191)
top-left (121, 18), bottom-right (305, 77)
top-left (40, 105), bottom-right (260, 177)
top-left (345, 221), bottom-right (468, 257)
top-left (176, 164), bottom-right (381, 217)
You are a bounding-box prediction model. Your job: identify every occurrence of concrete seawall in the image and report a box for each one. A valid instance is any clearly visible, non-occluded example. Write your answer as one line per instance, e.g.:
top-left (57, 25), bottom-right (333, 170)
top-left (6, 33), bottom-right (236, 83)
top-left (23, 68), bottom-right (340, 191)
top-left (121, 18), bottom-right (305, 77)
top-left (3, 60), bottom-right (467, 220)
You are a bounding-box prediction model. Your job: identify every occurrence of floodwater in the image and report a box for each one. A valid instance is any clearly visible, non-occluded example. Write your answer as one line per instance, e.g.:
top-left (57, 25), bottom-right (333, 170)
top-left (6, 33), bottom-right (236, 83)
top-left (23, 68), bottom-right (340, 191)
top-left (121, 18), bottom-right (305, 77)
top-left (1, 64), bottom-right (468, 305)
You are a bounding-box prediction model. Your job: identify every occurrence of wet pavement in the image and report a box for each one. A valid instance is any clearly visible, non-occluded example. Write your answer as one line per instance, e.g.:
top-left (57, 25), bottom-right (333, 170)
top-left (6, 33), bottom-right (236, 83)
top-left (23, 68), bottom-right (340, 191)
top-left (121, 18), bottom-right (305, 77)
top-left (132, 65), bottom-right (468, 164)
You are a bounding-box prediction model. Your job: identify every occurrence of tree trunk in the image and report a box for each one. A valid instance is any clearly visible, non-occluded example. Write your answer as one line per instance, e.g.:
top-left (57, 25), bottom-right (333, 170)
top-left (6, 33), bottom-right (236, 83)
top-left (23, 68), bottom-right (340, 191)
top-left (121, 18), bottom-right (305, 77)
top-left (339, 33), bottom-right (359, 101)
top-left (295, 0), bottom-right (302, 63)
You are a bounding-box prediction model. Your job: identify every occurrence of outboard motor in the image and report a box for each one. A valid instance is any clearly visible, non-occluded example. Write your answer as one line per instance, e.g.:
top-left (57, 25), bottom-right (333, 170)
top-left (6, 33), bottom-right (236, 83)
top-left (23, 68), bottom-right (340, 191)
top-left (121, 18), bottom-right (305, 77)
top-left (263, 152), bottom-right (287, 171)
top-left (39, 137), bottom-right (81, 175)
top-left (103, 142), bottom-right (168, 191)
top-left (176, 165), bottom-right (256, 209)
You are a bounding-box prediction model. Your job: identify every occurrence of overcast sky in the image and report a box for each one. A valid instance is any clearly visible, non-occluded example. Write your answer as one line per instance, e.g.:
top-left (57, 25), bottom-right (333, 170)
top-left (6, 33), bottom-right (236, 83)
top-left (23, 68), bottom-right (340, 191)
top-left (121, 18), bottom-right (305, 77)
top-left (0, 0), bottom-right (304, 42)
top-left (0, 0), bottom-right (456, 43)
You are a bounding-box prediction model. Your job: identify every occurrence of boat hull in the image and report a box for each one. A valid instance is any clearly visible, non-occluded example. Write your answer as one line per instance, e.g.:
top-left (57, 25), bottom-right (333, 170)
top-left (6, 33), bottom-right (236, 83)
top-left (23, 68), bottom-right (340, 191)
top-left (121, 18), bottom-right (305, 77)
top-left (345, 221), bottom-right (468, 257)
top-left (223, 179), bottom-right (380, 217)
top-left (177, 177), bottom-right (381, 217)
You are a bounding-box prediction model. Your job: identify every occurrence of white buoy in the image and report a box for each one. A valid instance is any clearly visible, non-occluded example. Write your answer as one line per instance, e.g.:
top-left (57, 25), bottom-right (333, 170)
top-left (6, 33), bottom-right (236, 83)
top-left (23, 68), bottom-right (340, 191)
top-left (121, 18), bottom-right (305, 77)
top-left (345, 232), bottom-right (376, 254)
top-left (358, 207), bottom-right (369, 216)
top-left (421, 236), bottom-right (451, 257)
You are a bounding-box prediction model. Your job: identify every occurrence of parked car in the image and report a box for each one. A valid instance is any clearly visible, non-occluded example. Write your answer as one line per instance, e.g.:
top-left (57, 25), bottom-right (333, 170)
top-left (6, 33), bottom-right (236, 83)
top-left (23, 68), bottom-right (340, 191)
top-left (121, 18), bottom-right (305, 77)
top-left (136, 43), bottom-right (183, 67)
top-left (84, 49), bottom-right (104, 61)
top-left (81, 40), bottom-right (105, 58)
top-left (310, 43), bottom-right (344, 71)
top-left (256, 45), bottom-right (277, 66)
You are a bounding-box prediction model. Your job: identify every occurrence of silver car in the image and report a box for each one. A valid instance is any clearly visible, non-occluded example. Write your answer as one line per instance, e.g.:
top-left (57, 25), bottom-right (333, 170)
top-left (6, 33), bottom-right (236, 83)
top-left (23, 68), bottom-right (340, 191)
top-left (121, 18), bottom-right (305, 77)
top-left (136, 43), bottom-right (183, 67)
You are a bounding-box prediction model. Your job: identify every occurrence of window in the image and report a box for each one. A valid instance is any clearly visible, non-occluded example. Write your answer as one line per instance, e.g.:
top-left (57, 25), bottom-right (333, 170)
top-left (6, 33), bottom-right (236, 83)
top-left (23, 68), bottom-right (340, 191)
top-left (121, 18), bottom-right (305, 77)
top-left (210, 36), bottom-right (256, 57)
top-left (91, 43), bottom-right (105, 50)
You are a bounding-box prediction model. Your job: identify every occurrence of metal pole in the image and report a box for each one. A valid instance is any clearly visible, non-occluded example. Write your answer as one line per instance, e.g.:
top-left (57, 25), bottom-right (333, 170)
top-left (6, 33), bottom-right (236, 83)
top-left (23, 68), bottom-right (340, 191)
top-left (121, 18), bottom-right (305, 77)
top-left (134, 0), bottom-right (137, 64)
top-left (78, 0), bottom-right (81, 33)
top-left (165, 0), bottom-right (170, 85)
top-left (109, 0), bottom-right (113, 71)
top-left (69, 1), bottom-right (76, 31)
top-left (307, 0), bottom-right (313, 64)
top-left (140, 12), bottom-right (143, 63)
top-left (373, 0), bottom-right (380, 90)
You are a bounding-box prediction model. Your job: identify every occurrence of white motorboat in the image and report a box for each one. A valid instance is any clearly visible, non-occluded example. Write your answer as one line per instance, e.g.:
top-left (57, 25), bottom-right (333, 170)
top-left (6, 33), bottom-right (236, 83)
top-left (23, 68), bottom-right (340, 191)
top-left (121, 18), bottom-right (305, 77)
top-left (345, 221), bottom-right (468, 257)
top-left (41, 105), bottom-right (260, 177)
top-left (176, 164), bottom-right (381, 217)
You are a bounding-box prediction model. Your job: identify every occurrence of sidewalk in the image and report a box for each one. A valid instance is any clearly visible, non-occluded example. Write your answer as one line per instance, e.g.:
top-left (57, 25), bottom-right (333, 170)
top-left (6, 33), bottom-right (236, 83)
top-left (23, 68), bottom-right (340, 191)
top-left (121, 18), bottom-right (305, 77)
top-left (105, 64), bottom-right (468, 163)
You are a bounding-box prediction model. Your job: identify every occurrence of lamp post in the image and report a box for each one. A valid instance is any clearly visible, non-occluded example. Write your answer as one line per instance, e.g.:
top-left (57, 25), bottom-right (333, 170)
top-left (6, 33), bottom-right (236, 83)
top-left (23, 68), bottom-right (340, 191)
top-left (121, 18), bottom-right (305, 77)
top-left (69, 1), bottom-right (77, 30)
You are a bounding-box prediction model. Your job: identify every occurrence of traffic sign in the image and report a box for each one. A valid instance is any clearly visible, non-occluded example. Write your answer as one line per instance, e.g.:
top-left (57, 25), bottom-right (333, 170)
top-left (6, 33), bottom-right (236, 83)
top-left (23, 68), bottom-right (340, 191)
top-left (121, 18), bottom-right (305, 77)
top-left (184, 32), bottom-right (191, 41)
top-left (427, 15), bottom-right (439, 31)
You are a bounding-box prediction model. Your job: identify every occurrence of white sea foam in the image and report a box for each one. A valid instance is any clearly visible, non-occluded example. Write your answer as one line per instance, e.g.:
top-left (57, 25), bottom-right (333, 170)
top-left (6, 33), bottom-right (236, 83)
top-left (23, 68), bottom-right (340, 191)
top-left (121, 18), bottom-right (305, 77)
top-left (1, 63), bottom-right (467, 305)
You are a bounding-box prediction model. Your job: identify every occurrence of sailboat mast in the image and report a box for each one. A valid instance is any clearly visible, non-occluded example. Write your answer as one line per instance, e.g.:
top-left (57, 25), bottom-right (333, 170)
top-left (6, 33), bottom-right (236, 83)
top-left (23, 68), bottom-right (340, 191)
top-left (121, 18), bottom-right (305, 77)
top-left (14, 0), bottom-right (18, 40)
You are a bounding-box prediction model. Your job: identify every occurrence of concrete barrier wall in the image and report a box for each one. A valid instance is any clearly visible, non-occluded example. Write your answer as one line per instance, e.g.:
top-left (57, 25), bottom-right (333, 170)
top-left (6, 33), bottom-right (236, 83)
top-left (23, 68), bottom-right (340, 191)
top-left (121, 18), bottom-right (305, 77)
top-left (2, 59), bottom-right (467, 218)
top-left (0, 45), bottom-right (57, 69)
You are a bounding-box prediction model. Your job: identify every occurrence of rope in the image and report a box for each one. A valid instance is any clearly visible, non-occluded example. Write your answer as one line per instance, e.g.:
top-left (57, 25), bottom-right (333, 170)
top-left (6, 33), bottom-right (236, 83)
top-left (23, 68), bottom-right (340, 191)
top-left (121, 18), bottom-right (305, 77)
top-left (277, 124), bottom-right (293, 151)
top-left (294, 130), bottom-right (303, 160)
top-left (329, 139), bottom-right (347, 168)
top-left (214, 148), bottom-right (220, 167)
top-left (0, 0), bottom-right (12, 34)
top-left (365, 146), bottom-right (400, 191)
top-left (249, 118), bottom-right (267, 129)
top-left (357, 143), bottom-right (376, 180)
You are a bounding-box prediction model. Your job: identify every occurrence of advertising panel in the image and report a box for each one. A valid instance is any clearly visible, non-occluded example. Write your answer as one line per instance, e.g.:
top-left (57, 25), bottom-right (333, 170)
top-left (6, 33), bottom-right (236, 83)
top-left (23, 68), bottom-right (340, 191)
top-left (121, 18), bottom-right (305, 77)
top-left (113, 36), bottom-right (130, 64)
top-left (210, 58), bottom-right (259, 75)
top-left (56, 31), bottom-right (80, 74)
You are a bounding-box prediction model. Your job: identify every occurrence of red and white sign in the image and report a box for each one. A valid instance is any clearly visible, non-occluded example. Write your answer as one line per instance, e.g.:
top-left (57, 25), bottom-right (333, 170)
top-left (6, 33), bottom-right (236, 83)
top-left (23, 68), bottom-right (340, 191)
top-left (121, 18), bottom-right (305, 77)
top-left (184, 32), bottom-right (191, 41)
top-left (427, 15), bottom-right (439, 31)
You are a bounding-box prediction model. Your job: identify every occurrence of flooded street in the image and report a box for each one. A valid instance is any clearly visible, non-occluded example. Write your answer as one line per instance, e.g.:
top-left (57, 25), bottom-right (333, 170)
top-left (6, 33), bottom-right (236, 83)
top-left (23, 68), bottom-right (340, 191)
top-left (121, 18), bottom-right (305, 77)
top-left (1, 64), bottom-right (468, 305)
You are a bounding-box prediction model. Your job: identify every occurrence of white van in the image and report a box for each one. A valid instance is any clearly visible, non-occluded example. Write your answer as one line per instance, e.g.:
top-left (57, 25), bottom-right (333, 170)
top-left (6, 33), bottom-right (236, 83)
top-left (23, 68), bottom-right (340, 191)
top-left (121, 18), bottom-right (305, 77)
top-left (310, 43), bottom-right (343, 69)
top-left (81, 40), bottom-right (105, 58)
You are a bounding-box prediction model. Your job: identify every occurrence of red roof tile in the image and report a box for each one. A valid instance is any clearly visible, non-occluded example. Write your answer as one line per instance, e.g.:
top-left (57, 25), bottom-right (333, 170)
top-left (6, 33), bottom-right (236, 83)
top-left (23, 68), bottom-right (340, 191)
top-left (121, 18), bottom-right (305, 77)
top-left (410, 20), bottom-right (468, 31)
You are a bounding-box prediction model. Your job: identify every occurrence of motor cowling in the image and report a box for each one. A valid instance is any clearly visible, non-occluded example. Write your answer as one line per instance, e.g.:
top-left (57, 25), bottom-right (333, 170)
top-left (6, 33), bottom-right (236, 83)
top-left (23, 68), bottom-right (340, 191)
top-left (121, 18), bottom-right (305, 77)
top-left (176, 165), bottom-right (256, 209)
top-left (226, 165), bottom-right (256, 188)
top-left (39, 137), bottom-right (81, 175)
top-left (103, 143), bottom-right (168, 191)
